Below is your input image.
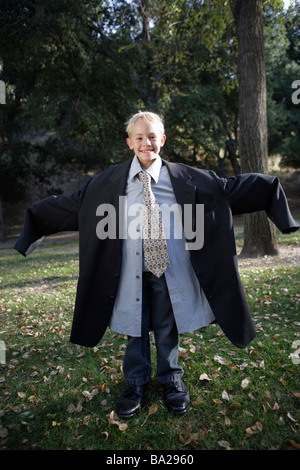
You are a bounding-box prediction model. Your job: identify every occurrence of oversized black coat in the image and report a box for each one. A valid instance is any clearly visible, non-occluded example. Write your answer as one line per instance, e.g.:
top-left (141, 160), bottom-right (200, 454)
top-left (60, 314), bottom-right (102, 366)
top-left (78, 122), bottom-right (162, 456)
top-left (14, 159), bottom-right (299, 348)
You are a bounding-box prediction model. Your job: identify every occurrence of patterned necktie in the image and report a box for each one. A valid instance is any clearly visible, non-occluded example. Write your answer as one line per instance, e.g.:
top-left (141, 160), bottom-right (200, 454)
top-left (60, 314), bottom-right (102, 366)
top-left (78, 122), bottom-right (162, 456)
top-left (139, 171), bottom-right (170, 278)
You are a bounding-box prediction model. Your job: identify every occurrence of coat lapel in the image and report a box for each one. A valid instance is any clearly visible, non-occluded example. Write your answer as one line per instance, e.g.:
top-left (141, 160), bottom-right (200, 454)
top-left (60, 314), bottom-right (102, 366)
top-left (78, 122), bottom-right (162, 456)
top-left (107, 158), bottom-right (132, 239)
top-left (163, 159), bottom-right (197, 232)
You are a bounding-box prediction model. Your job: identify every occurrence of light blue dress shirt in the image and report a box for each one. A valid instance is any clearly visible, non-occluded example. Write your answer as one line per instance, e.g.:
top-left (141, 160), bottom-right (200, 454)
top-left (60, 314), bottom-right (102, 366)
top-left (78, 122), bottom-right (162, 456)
top-left (109, 155), bottom-right (215, 336)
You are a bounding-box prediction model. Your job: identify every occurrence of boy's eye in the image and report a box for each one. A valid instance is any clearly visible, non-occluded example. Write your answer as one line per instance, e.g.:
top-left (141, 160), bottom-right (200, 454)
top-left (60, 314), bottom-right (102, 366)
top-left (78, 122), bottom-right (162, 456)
top-left (135, 136), bottom-right (156, 141)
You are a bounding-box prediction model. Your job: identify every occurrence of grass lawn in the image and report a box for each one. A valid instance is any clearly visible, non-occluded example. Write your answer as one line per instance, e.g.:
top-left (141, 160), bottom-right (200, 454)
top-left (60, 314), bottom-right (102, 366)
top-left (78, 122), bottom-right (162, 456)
top-left (0, 230), bottom-right (299, 451)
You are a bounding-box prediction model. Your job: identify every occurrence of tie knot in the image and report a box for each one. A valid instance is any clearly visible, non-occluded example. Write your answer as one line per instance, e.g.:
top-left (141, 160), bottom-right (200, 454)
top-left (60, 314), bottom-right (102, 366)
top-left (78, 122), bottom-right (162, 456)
top-left (139, 171), bottom-right (151, 185)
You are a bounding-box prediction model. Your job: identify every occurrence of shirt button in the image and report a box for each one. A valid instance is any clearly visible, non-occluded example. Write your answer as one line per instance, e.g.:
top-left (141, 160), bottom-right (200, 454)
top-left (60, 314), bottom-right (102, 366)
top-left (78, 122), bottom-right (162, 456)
top-left (136, 298), bottom-right (140, 302)
top-left (136, 275), bottom-right (140, 279)
top-left (136, 252), bottom-right (140, 256)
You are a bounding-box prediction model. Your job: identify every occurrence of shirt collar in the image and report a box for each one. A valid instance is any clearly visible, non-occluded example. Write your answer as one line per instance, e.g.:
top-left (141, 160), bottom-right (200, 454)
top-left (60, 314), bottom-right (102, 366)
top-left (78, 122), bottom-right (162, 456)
top-left (128, 155), bottom-right (162, 183)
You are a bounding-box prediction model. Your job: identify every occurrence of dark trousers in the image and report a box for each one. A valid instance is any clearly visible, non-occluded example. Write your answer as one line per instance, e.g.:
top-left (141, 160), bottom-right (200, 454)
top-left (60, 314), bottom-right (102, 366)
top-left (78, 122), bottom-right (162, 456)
top-left (123, 272), bottom-right (183, 385)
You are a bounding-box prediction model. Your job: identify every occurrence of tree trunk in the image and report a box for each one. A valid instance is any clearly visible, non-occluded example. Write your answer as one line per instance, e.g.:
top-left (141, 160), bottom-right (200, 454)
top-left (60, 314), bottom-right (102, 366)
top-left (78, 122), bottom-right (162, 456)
top-left (230, 0), bottom-right (278, 257)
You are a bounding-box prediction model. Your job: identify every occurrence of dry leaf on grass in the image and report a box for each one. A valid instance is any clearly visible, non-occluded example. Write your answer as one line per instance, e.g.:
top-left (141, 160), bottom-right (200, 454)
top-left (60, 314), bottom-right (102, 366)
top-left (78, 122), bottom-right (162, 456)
top-left (241, 378), bottom-right (251, 389)
top-left (218, 440), bottom-right (231, 449)
top-left (222, 390), bottom-right (233, 401)
top-left (108, 411), bottom-right (128, 431)
top-left (199, 373), bottom-right (212, 381)
top-left (214, 355), bottom-right (229, 366)
top-left (82, 389), bottom-right (99, 401)
top-left (246, 421), bottom-right (263, 435)
top-left (287, 439), bottom-right (300, 450)
top-left (148, 403), bottom-right (158, 416)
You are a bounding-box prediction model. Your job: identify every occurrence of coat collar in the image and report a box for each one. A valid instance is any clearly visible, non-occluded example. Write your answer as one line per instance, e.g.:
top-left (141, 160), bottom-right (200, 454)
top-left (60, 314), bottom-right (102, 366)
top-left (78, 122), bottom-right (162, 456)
top-left (107, 157), bottom-right (197, 234)
top-left (108, 158), bottom-right (133, 191)
top-left (108, 157), bottom-right (196, 206)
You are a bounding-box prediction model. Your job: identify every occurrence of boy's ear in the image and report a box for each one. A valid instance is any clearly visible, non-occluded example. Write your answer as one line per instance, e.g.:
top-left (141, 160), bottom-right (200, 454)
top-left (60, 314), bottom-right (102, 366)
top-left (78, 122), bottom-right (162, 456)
top-left (161, 135), bottom-right (166, 146)
top-left (126, 137), bottom-right (133, 149)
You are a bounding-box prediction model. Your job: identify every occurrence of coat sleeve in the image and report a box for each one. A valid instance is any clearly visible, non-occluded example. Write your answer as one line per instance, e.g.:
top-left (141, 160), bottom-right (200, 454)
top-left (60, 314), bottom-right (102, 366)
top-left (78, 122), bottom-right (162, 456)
top-left (215, 173), bottom-right (299, 234)
top-left (14, 179), bottom-right (91, 257)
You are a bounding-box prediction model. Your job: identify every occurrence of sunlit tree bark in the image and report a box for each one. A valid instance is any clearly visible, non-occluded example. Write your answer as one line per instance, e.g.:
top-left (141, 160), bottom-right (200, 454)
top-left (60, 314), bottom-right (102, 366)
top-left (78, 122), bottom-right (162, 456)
top-left (230, 0), bottom-right (278, 256)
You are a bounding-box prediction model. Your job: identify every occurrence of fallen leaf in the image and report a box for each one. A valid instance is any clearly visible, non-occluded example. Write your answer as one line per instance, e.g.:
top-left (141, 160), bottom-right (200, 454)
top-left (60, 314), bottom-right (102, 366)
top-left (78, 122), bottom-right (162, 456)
top-left (193, 396), bottom-right (202, 405)
top-left (212, 398), bottom-right (222, 404)
top-left (214, 355), bottom-right (229, 366)
top-left (148, 403), bottom-right (158, 416)
top-left (145, 444), bottom-right (153, 450)
top-left (179, 348), bottom-right (188, 358)
top-left (109, 410), bottom-right (118, 422)
top-left (241, 378), bottom-right (250, 389)
top-left (246, 426), bottom-right (256, 435)
top-left (222, 390), bottom-right (232, 401)
top-left (287, 412), bottom-right (297, 423)
top-left (82, 389), bottom-right (99, 401)
top-left (218, 440), bottom-right (230, 449)
top-left (28, 395), bottom-right (39, 404)
top-left (52, 421), bottom-right (61, 427)
top-left (199, 373), bottom-right (212, 381)
top-left (225, 416), bottom-right (232, 426)
top-left (230, 403), bottom-right (242, 409)
top-left (256, 421), bottom-right (263, 432)
top-left (108, 410), bottom-right (128, 431)
top-left (118, 422), bottom-right (128, 431)
top-left (287, 439), bottom-right (300, 450)
top-left (82, 415), bottom-right (91, 426)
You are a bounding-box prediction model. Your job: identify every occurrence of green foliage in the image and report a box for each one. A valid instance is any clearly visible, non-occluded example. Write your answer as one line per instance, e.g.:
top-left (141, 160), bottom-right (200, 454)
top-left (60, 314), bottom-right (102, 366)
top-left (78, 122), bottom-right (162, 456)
top-left (264, 1), bottom-right (300, 168)
top-left (0, 0), bottom-right (299, 207)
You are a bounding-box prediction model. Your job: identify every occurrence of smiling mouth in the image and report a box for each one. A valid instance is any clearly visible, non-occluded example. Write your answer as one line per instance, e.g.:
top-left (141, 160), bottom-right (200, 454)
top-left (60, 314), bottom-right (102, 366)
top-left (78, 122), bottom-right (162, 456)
top-left (141, 148), bottom-right (154, 153)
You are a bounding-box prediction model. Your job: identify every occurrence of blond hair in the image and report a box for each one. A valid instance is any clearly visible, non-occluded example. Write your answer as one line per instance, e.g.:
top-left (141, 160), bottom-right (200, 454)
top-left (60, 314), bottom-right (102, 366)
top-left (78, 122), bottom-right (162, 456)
top-left (126, 111), bottom-right (165, 137)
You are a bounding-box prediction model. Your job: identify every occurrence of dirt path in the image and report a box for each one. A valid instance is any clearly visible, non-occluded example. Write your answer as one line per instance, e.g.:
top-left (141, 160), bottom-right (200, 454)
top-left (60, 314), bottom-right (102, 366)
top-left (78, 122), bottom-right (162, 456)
top-left (237, 244), bottom-right (300, 268)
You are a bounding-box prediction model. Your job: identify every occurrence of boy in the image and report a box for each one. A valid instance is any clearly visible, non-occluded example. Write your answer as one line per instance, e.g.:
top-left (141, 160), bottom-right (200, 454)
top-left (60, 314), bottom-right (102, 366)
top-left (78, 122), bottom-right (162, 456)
top-left (14, 111), bottom-right (299, 418)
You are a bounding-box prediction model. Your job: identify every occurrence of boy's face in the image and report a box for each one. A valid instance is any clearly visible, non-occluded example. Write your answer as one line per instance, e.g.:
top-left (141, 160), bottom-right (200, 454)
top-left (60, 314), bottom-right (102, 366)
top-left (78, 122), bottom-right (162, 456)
top-left (126, 118), bottom-right (166, 169)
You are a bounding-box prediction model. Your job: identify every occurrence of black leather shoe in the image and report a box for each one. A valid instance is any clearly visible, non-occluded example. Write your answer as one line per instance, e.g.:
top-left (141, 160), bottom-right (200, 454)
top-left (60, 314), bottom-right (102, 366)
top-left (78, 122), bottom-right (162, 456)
top-left (162, 380), bottom-right (190, 414)
top-left (117, 384), bottom-right (147, 418)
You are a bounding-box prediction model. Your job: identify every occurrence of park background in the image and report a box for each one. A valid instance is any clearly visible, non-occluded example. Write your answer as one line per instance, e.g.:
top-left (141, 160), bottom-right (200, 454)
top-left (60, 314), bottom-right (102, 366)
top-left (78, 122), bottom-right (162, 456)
top-left (0, 0), bottom-right (299, 451)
